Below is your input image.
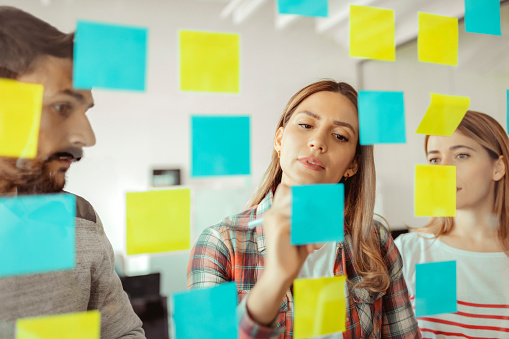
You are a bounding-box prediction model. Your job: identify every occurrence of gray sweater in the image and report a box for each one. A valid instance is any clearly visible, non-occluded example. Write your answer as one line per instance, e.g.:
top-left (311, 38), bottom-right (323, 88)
top-left (0, 194), bottom-right (145, 338)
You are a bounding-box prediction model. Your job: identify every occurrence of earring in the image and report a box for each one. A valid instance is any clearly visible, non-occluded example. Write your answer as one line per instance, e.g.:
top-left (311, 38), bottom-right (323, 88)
top-left (277, 150), bottom-right (281, 158)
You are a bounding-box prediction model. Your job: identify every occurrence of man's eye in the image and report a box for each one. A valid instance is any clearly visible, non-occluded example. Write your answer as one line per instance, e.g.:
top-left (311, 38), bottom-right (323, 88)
top-left (53, 103), bottom-right (72, 116)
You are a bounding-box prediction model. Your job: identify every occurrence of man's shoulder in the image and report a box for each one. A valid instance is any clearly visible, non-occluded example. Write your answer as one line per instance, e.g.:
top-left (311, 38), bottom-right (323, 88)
top-left (64, 191), bottom-right (97, 223)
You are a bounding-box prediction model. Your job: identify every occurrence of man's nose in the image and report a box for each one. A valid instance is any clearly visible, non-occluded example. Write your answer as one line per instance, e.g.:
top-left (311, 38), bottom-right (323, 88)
top-left (68, 114), bottom-right (96, 147)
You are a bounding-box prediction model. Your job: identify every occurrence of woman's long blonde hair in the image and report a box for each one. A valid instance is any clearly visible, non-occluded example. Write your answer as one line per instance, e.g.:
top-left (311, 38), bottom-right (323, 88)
top-left (249, 80), bottom-right (390, 292)
top-left (423, 110), bottom-right (509, 254)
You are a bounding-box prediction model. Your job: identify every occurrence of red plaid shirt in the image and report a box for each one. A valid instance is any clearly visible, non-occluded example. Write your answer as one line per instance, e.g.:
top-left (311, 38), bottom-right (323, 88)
top-left (187, 192), bottom-right (420, 339)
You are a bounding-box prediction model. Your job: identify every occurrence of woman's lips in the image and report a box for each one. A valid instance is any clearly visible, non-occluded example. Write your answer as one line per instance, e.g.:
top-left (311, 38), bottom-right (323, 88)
top-left (298, 157), bottom-right (325, 171)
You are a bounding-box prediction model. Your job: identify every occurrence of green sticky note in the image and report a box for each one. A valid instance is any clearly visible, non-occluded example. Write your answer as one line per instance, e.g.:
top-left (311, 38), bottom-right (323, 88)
top-left (415, 165), bottom-right (456, 217)
top-left (126, 189), bottom-right (191, 255)
top-left (180, 31), bottom-right (239, 93)
top-left (416, 93), bottom-right (470, 136)
top-left (16, 311), bottom-right (100, 339)
top-left (349, 5), bottom-right (395, 61)
top-left (0, 78), bottom-right (43, 159)
top-left (294, 276), bottom-right (346, 338)
top-left (418, 12), bottom-right (458, 66)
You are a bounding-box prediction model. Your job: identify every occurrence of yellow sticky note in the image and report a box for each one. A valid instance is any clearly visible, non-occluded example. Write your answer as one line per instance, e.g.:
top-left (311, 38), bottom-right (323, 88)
top-left (416, 93), bottom-right (470, 136)
top-left (180, 30), bottom-right (239, 93)
top-left (349, 5), bottom-right (395, 61)
top-left (126, 189), bottom-right (191, 255)
top-left (415, 165), bottom-right (456, 217)
top-left (0, 78), bottom-right (43, 159)
top-left (16, 311), bottom-right (100, 339)
top-left (294, 276), bottom-right (346, 339)
top-left (418, 12), bottom-right (458, 65)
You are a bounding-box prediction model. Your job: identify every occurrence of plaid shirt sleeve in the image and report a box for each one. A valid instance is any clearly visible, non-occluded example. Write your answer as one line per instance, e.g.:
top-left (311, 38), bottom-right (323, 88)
top-left (187, 225), bottom-right (285, 339)
top-left (377, 224), bottom-right (421, 339)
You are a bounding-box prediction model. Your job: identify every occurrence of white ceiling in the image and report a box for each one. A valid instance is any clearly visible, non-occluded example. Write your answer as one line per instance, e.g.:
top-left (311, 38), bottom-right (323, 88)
top-left (197, 0), bottom-right (502, 50)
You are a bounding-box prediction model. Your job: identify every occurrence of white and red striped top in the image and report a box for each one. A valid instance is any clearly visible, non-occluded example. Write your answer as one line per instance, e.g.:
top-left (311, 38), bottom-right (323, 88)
top-left (395, 232), bottom-right (509, 339)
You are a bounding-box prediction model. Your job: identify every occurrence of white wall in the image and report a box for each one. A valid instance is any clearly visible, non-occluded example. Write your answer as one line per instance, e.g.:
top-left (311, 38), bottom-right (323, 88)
top-left (361, 4), bottom-right (509, 229)
top-left (3, 0), bottom-right (359, 296)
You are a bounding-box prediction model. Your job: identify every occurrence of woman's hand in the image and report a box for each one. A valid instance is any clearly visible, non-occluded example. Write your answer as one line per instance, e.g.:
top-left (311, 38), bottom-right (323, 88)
top-left (245, 184), bottom-right (313, 326)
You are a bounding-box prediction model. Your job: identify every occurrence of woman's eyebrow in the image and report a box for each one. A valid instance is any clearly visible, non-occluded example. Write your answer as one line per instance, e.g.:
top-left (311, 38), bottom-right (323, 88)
top-left (297, 110), bottom-right (356, 135)
top-left (428, 145), bottom-right (476, 154)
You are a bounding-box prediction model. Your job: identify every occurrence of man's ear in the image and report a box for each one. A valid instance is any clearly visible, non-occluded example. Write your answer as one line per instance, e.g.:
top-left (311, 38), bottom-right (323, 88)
top-left (345, 157), bottom-right (359, 178)
top-left (274, 127), bottom-right (284, 154)
top-left (493, 155), bottom-right (506, 181)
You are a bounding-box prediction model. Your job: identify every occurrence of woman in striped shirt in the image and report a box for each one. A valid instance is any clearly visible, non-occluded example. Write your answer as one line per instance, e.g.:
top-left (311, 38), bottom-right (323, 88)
top-left (395, 110), bottom-right (509, 338)
top-left (188, 80), bottom-right (420, 338)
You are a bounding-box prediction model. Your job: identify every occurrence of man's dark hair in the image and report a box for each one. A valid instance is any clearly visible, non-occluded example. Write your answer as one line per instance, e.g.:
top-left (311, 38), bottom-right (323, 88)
top-left (0, 6), bottom-right (74, 79)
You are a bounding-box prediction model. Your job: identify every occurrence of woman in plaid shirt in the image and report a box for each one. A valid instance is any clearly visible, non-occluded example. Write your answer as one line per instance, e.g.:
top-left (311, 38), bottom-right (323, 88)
top-left (188, 80), bottom-right (420, 338)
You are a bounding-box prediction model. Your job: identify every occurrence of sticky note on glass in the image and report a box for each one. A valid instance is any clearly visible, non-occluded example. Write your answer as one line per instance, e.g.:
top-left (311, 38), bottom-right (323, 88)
top-left (172, 282), bottom-right (237, 339)
top-left (16, 310), bottom-right (100, 339)
top-left (349, 5), bottom-right (395, 61)
top-left (415, 165), bottom-right (456, 217)
top-left (415, 261), bottom-right (457, 317)
top-left (0, 78), bottom-right (43, 159)
top-left (0, 194), bottom-right (76, 277)
top-left (191, 115), bottom-right (250, 177)
top-left (180, 31), bottom-right (239, 93)
top-left (291, 184), bottom-right (344, 245)
top-left (74, 20), bottom-right (148, 91)
top-left (277, 0), bottom-right (328, 17)
top-left (359, 91), bottom-right (405, 145)
top-left (294, 276), bottom-right (346, 338)
top-left (465, 0), bottom-right (501, 36)
top-left (416, 93), bottom-right (470, 136)
top-left (126, 189), bottom-right (190, 255)
top-left (418, 12), bottom-right (458, 66)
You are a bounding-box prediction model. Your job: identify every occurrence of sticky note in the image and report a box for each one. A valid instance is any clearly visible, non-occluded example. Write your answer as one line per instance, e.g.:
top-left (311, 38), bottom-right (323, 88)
top-left (0, 194), bottom-right (76, 277)
top-left (415, 261), bottom-right (457, 317)
top-left (358, 91), bottom-right (405, 145)
top-left (465, 0), bottom-right (501, 36)
top-left (418, 12), bottom-right (458, 66)
top-left (349, 5), bottom-right (395, 61)
top-left (172, 283), bottom-right (237, 339)
top-left (0, 78), bottom-right (43, 159)
top-left (16, 311), bottom-right (100, 339)
top-left (191, 115), bottom-right (250, 177)
top-left (74, 20), bottom-right (148, 91)
top-left (126, 189), bottom-right (191, 255)
top-left (294, 276), bottom-right (346, 338)
top-left (291, 184), bottom-right (344, 245)
top-left (180, 31), bottom-right (239, 93)
top-left (416, 93), bottom-right (470, 136)
top-left (277, 0), bottom-right (328, 17)
top-left (415, 165), bottom-right (456, 217)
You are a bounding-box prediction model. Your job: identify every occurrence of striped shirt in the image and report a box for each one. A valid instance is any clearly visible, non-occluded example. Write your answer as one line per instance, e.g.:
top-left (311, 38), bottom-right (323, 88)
top-left (395, 232), bottom-right (509, 339)
top-left (188, 192), bottom-right (420, 338)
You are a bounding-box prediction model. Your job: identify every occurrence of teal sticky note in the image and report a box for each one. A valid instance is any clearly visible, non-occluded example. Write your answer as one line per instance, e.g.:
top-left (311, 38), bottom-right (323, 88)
top-left (172, 283), bottom-right (238, 339)
top-left (0, 194), bottom-right (76, 277)
top-left (191, 116), bottom-right (250, 177)
top-left (291, 184), bottom-right (344, 245)
top-left (415, 261), bottom-right (457, 317)
top-left (73, 20), bottom-right (148, 91)
top-left (358, 91), bottom-right (406, 145)
top-left (464, 0), bottom-right (501, 36)
top-left (277, 0), bottom-right (328, 17)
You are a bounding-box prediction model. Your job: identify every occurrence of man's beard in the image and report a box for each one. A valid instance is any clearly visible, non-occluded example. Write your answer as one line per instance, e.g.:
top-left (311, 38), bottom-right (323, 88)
top-left (0, 148), bottom-right (82, 195)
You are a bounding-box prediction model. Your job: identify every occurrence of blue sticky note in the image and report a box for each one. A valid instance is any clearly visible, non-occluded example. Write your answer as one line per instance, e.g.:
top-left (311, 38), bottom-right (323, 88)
top-left (191, 116), bottom-right (250, 177)
top-left (74, 20), bottom-right (148, 91)
top-left (464, 0), bottom-right (501, 36)
top-left (277, 0), bottom-right (328, 17)
top-left (358, 91), bottom-right (406, 145)
top-left (172, 283), bottom-right (238, 339)
top-left (291, 184), bottom-right (344, 245)
top-left (0, 194), bottom-right (76, 277)
top-left (415, 261), bottom-right (457, 317)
